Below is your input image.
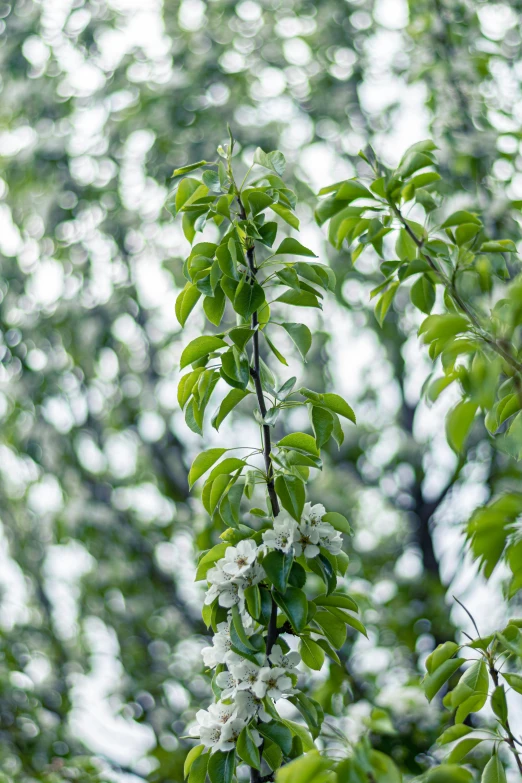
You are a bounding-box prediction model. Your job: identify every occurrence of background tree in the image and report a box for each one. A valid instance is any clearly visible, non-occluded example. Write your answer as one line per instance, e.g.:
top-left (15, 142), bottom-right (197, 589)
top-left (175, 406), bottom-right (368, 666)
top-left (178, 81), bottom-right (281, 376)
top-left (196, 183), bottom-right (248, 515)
top-left (0, 0), bottom-right (521, 781)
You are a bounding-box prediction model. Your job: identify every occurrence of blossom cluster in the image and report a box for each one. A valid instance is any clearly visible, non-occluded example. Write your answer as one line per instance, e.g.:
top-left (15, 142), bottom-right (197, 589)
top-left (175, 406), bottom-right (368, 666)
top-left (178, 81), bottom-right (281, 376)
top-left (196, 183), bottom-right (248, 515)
top-left (193, 502), bottom-right (343, 751)
top-left (263, 503), bottom-right (342, 558)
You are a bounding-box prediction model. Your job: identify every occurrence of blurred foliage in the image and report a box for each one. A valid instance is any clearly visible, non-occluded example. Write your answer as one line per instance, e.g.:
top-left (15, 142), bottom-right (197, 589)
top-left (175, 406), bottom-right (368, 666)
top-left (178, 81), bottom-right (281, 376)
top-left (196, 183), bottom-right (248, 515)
top-left (0, 0), bottom-right (521, 781)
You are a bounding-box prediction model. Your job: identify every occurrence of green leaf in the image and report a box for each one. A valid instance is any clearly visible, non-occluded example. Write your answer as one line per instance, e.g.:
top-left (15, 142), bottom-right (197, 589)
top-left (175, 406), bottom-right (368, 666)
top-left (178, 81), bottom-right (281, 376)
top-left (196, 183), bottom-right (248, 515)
top-left (446, 400), bottom-right (478, 453)
top-left (281, 719), bottom-right (314, 752)
top-left (208, 457), bottom-right (246, 482)
top-left (299, 636), bottom-right (325, 670)
top-left (173, 160), bottom-right (209, 177)
top-left (212, 389), bottom-right (250, 431)
top-left (491, 685), bottom-right (508, 722)
top-left (422, 657), bottom-right (466, 701)
top-left (502, 672), bottom-right (522, 694)
top-left (258, 721), bottom-right (292, 756)
top-left (482, 755), bottom-right (506, 783)
top-left (244, 584), bottom-right (261, 619)
top-left (228, 326), bottom-right (255, 351)
top-left (263, 550), bottom-right (294, 593)
top-left (203, 286), bottom-right (226, 326)
top-left (176, 283), bottom-right (202, 327)
top-left (208, 750), bottom-right (235, 783)
top-left (281, 322), bottom-right (312, 360)
top-left (188, 750), bottom-right (210, 783)
top-left (277, 432), bottom-right (319, 456)
top-left (274, 586), bottom-right (308, 633)
top-left (314, 592), bottom-right (358, 612)
top-left (410, 275), bottom-right (436, 314)
top-left (271, 202), bottom-right (299, 229)
top-left (311, 406), bottom-right (333, 448)
top-left (320, 393), bottom-right (356, 423)
top-left (425, 765), bottom-right (473, 783)
top-left (265, 334), bottom-right (288, 366)
top-left (277, 289), bottom-right (321, 308)
top-left (254, 147), bottom-right (286, 176)
top-left (315, 609), bottom-right (347, 649)
top-left (188, 448), bottom-right (227, 488)
top-left (452, 661), bottom-right (489, 708)
top-left (426, 642), bottom-right (460, 673)
top-left (237, 727), bottom-right (260, 770)
top-left (178, 368), bottom-right (205, 409)
top-left (184, 745), bottom-right (205, 779)
top-left (195, 543), bottom-right (229, 581)
top-left (441, 210), bottom-right (482, 228)
top-left (480, 239), bottom-right (517, 253)
top-left (234, 276), bottom-right (266, 319)
top-left (334, 180), bottom-right (373, 201)
top-left (276, 751), bottom-right (332, 783)
top-left (419, 313), bottom-right (469, 343)
top-left (447, 737), bottom-right (483, 763)
top-left (396, 229), bottom-right (418, 260)
top-left (231, 603), bottom-right (256, 650)
top-left (275, 474), bottom-right (306, 521)
top-left (375, 282), bottom-right (399, 325)
top-left (275, 238), bottom-right (317, 257)
top-left (321, 511), bottom-right (352, 535)
top-left (436, 725), bottom-right (472, 746)
top-left (180, 336), bottom-right (228, 369)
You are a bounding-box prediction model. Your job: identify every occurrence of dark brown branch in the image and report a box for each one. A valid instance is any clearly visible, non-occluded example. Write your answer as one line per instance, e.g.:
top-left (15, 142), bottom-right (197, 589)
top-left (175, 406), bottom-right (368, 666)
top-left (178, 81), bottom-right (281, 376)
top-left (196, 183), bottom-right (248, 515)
top-left (238, 195), bottom-right (279, 783)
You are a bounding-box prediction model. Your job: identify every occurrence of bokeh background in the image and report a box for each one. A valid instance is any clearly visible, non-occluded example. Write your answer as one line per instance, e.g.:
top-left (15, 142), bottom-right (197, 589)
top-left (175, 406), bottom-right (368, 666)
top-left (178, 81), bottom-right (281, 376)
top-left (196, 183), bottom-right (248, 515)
top-left (1, 0), bottom-right (522, 781)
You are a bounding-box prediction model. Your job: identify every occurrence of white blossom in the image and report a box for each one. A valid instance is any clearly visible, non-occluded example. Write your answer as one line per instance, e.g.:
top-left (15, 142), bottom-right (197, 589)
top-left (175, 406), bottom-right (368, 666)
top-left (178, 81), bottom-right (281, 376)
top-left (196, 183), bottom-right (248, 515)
top-left (268, 643), bottom-right (301, 671)
top-left (262, 513), bottom-right (297, 553)
top-left (293, 522), bottom-right (320, 558)
top-left (194, 700), bottom-right (238, 749)
top-left (252, 666), bottom-right (293, 699)
top-left (235, 690), bottom-right (271, 723)
top-left (302, 502), bottom-right (326, 527)
top-left (230, 659), bottom-right (261, 691)
top-left (241, 561), bottom-right (265, 588)
top-left (221, 539), bottom-right (258, 577)
top-left (219, 717), bottom-right (249, 751)
top-left (205, 578), bottom-right (245, 609)
top-left (201, 621), bottom-right (232, 668)
top-left (215, 670), bottom-right (239, 699)
top-left (318, 522), bottom-right (343, 554)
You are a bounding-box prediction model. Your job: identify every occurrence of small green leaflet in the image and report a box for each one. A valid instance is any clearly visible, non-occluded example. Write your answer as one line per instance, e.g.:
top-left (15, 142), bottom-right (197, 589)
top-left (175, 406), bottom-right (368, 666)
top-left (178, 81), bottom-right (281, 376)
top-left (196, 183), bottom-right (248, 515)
top-left (188, 448), bottom-right (228, 488)
top-left (180, 336), bottom-right (228, 369)
top-left (274, 238), bottom-right (317, 257)
top-left (253, 147), bottom-right (286, 176)
top-left (281, 322), bottom-right (312, 360)
top-left (211, 389), bottom-right (250, 430)
top-left (275, 474), bottom-right (306, 520)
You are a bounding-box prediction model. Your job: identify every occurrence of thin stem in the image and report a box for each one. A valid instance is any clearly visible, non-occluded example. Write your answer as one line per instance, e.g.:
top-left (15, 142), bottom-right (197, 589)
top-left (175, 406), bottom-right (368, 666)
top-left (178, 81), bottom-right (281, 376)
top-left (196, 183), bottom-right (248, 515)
top-left (391, 203), bottom-right (522, 377)
top-left (237, 190), bottom-right (279, 783)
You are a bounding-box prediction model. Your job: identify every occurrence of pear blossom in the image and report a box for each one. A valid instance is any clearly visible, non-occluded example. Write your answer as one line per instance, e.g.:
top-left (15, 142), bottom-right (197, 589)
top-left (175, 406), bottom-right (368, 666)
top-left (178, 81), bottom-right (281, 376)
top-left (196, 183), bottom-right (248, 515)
top-left (205, 578), bottom-right (245, 609)
top-left (230, 659), bottom-right (261, 690)
top-left (318, 523), bottom-right (343, 554)
top-left (219, 717), bottom-right (249, 751)
top-left (268, 643), bottom-right (301, 671)
top-left (221, 539), bottom-right (259, 577)
top-left (293, 522), bottom-right (320, 558)
top-left (201, 621), bottom-right (233, 668)
top-left (252, 666), bottom-right (293, 699)
top-left (194, 700), bottom-right (238, 749)
top-left (215, 670), bottom-right (239, 699)
top-left (302, 502), bottom-right (327, 527)
top-left (241, 561), bottom-right (265, 588)
top-left (262, 513), bottom-right (297, 553)
top-left (235, 690), bottom-right (271, 722)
